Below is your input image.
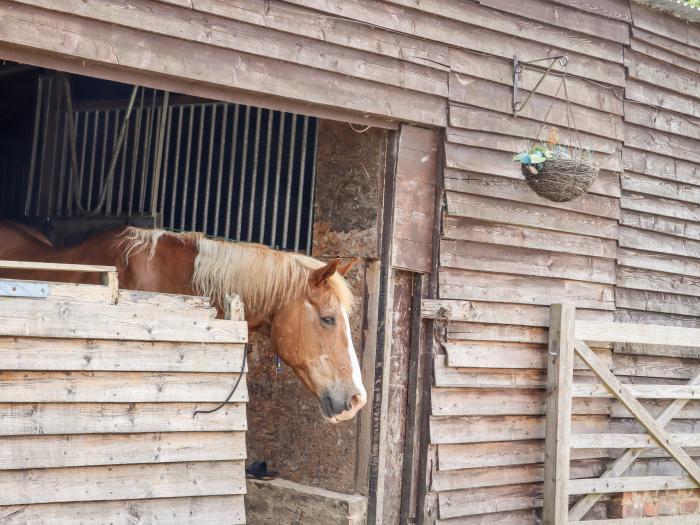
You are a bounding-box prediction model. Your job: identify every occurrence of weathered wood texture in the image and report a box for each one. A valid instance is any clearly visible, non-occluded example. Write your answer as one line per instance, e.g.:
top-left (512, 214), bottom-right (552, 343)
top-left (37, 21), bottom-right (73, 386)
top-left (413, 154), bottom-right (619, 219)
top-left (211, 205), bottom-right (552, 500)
top-left (0, 280), bottom-right (248, 522)
top-left (427, 0), bottom-right (700, 522)
top-left (392, 125), bottom-right (438, 273)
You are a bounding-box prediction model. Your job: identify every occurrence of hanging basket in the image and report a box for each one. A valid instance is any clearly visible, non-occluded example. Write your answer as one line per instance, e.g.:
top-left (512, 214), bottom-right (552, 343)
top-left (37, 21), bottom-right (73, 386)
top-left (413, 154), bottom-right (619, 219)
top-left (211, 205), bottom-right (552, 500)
top-left (521, 157), bottom-right (599, 203)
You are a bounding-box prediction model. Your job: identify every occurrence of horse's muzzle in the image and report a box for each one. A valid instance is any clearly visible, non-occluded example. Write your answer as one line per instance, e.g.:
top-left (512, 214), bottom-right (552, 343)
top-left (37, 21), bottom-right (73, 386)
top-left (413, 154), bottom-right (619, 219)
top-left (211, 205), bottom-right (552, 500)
top-left (320, 391), bottom-right (366, 422)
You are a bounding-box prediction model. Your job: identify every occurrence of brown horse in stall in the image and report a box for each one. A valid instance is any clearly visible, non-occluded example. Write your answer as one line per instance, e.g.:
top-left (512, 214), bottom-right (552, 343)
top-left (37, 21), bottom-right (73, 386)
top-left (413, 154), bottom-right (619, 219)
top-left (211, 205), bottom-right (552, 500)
top-left (0, 221), bottom-right (366, 422)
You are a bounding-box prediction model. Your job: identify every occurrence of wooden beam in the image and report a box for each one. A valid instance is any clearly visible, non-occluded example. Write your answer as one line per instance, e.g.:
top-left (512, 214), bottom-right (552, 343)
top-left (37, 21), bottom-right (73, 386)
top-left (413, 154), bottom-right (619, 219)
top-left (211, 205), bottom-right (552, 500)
top-left (0, 496), bottom-right (246, 524)
top-left (574, 341), bottom-right (700, 486)
top-left (576, 320), bottom-right (700, 347)
top-left (573, 383), bottom-right (700, 399)
top-left (568, 369), bottom-right (700, 521)
top-left (569, 475), bottom-right (697, 495)
top-left (0, 260), bottom-right (116, 273)
top-left (571, 433), bottom-right (700, 449)
top-left (543, 304), bottom-right (576, 525)
top-left (572, 516), bottom-right (700, 525)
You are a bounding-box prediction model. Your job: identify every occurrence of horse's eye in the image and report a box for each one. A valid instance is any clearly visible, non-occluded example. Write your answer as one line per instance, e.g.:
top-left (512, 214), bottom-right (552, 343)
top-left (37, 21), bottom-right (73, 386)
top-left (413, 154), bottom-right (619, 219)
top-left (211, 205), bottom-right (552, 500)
top-left (320, 316), bottom-right (336, 327)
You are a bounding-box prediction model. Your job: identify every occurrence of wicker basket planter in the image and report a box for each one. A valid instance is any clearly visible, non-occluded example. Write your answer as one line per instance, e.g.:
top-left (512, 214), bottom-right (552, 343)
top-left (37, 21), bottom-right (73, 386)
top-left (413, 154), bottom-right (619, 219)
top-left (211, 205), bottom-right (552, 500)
top-left (521, 157), bottom-right (599, 203)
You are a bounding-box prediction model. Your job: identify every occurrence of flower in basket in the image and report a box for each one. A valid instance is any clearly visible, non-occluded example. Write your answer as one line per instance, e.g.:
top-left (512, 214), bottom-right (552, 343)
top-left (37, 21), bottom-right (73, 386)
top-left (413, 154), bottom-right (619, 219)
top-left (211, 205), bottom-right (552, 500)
top-left (513, 145), bottom-right (553, 175)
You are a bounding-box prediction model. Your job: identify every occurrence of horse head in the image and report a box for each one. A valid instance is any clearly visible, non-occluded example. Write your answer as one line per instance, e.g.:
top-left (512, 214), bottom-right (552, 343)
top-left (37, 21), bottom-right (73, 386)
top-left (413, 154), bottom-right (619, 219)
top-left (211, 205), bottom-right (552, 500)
top-left (269, 258), bottom-right (367, 423)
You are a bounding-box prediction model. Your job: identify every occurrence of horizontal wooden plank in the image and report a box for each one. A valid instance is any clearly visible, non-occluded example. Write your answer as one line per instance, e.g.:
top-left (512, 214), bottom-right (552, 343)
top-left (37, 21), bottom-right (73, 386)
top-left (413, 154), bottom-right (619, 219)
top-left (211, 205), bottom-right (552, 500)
top-left (432, 459), bottom-right (605, 493)
top-left (445, 192), bottom-right (619, 240)
top-left (438, 441), bottom-right (544, 471)
top-left (576, 320), bottom-right (700, 347)
top-left (552, 0), bottom-right (631, 21)
top-left (421, 299), bottom-right (613, 326)
top-left (1, 1), bottom-right (445, 125)
top-left (629, 1), bottom-right (700, 50)
top-left (434, 356), bottom-right (547, 389)
top-left (622, 171), bottom-right (700, 206)
top-left (449, 76), bottom-right (624, 141)
top-left (0, 495), bottom-right (246, 524)
top-left (622, 147), bottom-right (700, 185)
top-left (477, 0), bottom-right (629, 44)
top-left (618, 247), bottom-right (700, 278)
top-left (445, 127), bottom-right (621, 174)
top-left (437, 441), bottom-right (607, 472)
top-left (8, 280), bottom-right (213, 312)
top-left (632, 25), bottom-right (700, 64)
top-left (442, 216), bottom-right (618, 258)
top-left (0, 371), bottom-right (248, 403)
top-left (0, 260), bottom-right (115, 273)
top-left (444, 171), bottom-right (620, 220)
top-left (0, 297), bottom-right (247, 343)
top-left (441, 240), bottom-right (615, 284)
top-left (430, 415), bottom-right (608, 444)
top-left (440, 268), bottom-right (615, 310)
top-left (613, 352), bottom-right (700, 380)
top-left (0, 432), bottom-right (246, 470)
top-left (445, 342), bottom-right (546, 369)
top-left (444, 341), bottom-right (611, 370)
top-left (625, 122), bottom-right (700, 164)
top-left (620, 210), bottom-right (700, 243)
top-left (622, 191), bottom-right (700, 224)
top-left (27, 0), bottom-right (447, 96)
top-left (446, 145), bottom-right (620, 195)
top-left (433, 464), bottom-right (545, 493)
top-left (614, 341), bottom-right (700, 360)
top-left (384, 0), bottom-right (623, 62)
top-left (158, 0), bottom-right (450, 69)
top-left (625, 49), bottom-right (700, 101)
top-left (437, 483), bottom-right (543, 519)
top-left (571, 432), bottom-right (700, 449)
top-left (569, 475), bottom-right (699, 495)
top-left (0, 461), bottom-right (246, 505)
top-left (616, 287), bottom-right (700, 318)
top-left (447, 322), bottom-right (548, 344)
top-left (449, 104), bottom-right (623, 156)
top-left (626, 79), bottom-right (700, 119)
top-left (0, 337), bottom-right (245, 372)
top-left (630, 33), bottom-right (700, 76)
top-left (618, 265), bottom-right (700, 297)
top-left (443, 51), bottom-right (622, 114)
top-left (573, 383), bottom-right (700, 399)
top-left (432, 388), bottom-right (608, 416)
top-left (572, 517), bottom-right (700, 525)
top-left (615, 308), bottom-right (700, 329)
top-left (620, 226), bottom-right (700, 259)
top-left (0, 402), bottom-right (247, 436)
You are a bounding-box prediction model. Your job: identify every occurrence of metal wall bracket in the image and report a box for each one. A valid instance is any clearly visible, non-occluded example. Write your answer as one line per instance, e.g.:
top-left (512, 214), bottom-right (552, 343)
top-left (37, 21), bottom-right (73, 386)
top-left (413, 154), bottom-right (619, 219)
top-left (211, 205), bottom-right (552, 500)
top-left (512, 55), bottom-right (569, 117)
top-left (0, 279), bottom-right (49, 298)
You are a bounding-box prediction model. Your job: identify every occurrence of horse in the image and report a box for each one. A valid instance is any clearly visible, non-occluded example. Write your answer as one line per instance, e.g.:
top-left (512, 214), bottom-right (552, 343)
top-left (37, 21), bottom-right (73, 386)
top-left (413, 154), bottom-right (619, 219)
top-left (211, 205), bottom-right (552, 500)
top-left (0, 220), bottom-right (367, 423)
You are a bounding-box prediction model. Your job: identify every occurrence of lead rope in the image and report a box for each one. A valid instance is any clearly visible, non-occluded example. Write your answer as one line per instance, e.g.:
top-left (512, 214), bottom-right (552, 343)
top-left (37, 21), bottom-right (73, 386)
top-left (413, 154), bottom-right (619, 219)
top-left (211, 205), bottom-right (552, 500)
top-left (193, 343), bottom-right (249, 417)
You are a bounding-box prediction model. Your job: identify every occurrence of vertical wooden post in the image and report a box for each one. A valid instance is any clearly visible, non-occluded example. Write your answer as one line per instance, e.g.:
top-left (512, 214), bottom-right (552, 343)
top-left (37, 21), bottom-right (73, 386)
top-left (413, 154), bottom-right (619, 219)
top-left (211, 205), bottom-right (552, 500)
top-left (102, 271), bottom-right (119, 305)
top-left (543, 304), bottom-right (575, 525)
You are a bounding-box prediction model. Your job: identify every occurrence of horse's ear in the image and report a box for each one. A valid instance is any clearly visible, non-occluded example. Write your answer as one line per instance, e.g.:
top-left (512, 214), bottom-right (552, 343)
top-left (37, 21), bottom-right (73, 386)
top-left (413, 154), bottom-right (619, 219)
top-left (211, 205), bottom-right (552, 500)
top-left (337, 257), bottom-right (360, 276)
top-left (309, 259), bottom-right (341, 287)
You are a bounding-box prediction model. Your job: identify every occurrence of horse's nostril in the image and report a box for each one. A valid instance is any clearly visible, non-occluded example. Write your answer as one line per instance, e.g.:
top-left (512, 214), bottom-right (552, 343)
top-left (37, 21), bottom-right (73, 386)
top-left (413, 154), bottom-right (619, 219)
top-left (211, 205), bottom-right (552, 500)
top-left (350, 393), bottom-right (366, 410)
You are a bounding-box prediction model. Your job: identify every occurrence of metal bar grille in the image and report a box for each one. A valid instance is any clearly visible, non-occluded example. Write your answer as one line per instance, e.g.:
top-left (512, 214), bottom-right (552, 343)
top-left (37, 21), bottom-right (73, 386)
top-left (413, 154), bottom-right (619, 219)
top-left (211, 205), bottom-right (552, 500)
top-left (22, 76), bottom-right (319, 253)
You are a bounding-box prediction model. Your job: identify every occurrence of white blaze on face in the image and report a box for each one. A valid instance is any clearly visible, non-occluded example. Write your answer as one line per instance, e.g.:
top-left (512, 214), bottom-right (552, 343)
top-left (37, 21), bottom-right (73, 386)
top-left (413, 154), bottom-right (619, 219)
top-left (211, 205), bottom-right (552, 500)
top-left (341, 306), bottom-right (367, 401)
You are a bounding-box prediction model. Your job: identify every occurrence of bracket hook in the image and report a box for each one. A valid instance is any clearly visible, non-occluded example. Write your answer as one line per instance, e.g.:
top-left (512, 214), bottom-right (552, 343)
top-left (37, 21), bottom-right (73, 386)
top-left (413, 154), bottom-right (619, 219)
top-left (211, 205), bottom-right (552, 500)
top-left (512, 55), bottom-right (569, 117)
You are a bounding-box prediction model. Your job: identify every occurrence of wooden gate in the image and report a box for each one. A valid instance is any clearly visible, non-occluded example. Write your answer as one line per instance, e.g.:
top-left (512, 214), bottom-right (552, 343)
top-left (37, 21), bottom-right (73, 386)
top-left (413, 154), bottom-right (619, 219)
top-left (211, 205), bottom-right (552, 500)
top-left (544, 304), bottom-right (700, 525)
top-left (0, 261), bottom-right (248, 523)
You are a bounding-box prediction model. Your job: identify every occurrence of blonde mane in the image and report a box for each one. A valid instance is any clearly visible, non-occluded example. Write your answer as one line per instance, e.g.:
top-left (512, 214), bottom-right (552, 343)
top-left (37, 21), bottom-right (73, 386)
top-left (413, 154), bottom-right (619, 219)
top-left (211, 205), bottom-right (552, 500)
top-left (119, 227), bottom-right (354, 316)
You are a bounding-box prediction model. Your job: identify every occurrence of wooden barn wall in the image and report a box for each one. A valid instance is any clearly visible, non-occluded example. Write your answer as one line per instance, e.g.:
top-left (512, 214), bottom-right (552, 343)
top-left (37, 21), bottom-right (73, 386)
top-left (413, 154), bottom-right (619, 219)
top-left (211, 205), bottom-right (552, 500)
top-left (2, 1), bottom-right (700, 523)
top-left (0, 0), bottom-right (449, 128)
top-left (421, 2), bottom-right (700, 525)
